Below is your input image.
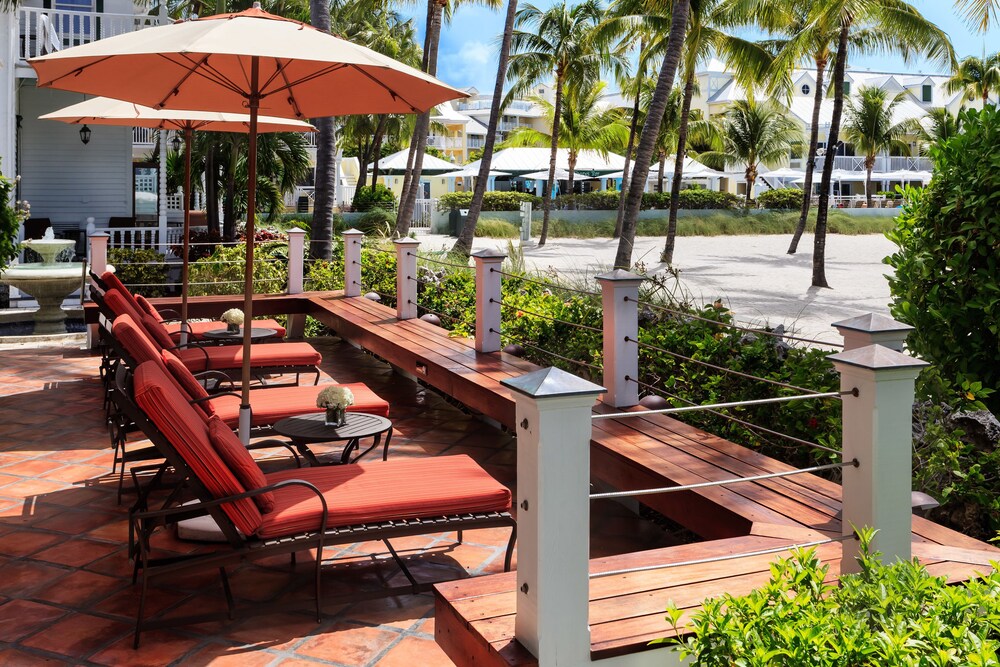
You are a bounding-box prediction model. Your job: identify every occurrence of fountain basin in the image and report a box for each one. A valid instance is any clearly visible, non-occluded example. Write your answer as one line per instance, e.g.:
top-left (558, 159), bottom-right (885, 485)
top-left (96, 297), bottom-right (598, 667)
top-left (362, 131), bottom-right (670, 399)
top-left (21, 238), bottom-right (76, 264)
top-left (0, 262), bottom-right (88, 335)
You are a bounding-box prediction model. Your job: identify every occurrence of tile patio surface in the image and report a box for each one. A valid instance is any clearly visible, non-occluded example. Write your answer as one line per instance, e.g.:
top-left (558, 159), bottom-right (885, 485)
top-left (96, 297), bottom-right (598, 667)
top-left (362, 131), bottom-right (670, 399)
top-left (0, 337), bottom-right (678, 666)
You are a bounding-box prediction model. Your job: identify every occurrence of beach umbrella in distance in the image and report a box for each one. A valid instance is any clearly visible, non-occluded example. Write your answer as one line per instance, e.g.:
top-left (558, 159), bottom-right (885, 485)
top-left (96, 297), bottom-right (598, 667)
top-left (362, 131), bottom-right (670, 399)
top-left (40, 96), bottom-right (314, 344)
top-left (29, 3), bottom-right (468, 443)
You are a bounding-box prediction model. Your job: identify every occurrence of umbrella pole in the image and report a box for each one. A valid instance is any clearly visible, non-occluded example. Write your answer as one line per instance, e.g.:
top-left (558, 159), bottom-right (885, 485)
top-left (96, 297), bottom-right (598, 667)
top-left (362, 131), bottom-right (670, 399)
top-left (180, 127), bottom-right (193, 346)
top-left (239, 57), bottom-right (260, 445)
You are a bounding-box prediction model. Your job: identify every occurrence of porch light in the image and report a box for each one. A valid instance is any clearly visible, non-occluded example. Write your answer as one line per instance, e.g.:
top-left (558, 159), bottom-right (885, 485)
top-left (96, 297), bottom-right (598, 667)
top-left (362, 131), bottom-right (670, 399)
top-left (171, 134), bottom-right (182, 152)
top-left (79, 125), bottom-right (91, 145)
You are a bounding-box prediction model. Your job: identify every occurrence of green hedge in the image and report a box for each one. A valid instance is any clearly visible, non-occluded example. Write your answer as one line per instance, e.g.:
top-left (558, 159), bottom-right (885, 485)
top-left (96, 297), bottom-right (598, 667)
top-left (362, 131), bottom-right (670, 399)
top-left (437, 191), bottom-right (541, 212)
top-left (107, 248), bottom-right (169, 297)
top-left (757, 187), bottom-right (803, 210)
top-left (351, 184), bottom-right (396, 212)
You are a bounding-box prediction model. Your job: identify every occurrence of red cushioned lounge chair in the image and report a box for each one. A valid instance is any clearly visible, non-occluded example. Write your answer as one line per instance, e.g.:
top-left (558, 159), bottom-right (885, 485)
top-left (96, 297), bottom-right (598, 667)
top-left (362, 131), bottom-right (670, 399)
top-left (119, 360), bottom-right (516, 647)
top-left (96, 270), bottom-right (288, 342)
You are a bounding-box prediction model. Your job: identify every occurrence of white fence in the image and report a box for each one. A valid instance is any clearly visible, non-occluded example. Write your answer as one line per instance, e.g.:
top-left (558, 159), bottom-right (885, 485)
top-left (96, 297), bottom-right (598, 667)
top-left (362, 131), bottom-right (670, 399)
top-left (17, 6), bottom-right (161, 61)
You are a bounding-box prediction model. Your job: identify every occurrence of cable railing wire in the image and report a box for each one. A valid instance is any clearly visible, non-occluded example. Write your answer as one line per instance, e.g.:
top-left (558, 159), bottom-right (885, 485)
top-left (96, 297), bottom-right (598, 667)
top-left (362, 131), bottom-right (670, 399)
top-left (626, 376), bottom-right (842, 455)
top-left (590, 459), bottom-right (857, 500)
top-left (498, 301), bottom-right (603, 333)
top-left (589, 534), bottom-right (855, 579)
top-left (411, 302), bottom-right (460, 323)
top-left (629, 336), bottom-right (831, 395)
top-left (627, 297), bottom-right (844, 349)
top-left (592, 391), bottom-right (846, 421)
top-left (406, 252), bottom-right (472, 270)
top-left (492, 329), bottom-right (601, 372)
top-left (491, 268), bottom-right (601, 297)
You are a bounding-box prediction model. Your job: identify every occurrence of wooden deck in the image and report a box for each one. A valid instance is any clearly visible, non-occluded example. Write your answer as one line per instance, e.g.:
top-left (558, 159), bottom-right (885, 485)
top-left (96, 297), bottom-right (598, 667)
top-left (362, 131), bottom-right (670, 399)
top-left (106, 292), bottom-right (1000, 664)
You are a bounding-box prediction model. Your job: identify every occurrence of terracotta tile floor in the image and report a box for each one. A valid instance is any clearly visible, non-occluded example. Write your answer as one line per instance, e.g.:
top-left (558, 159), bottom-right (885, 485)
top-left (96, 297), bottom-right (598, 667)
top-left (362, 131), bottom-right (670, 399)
top-left (0, 337), bottom-right (678, 666)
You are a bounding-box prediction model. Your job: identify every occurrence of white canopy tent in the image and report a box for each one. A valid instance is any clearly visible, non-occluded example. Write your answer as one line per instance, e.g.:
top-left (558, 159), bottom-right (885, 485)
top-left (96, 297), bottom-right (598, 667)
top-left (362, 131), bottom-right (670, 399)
top-left (519, 168), bottom-right (571, 181)
top-left (438, 167), bottom-right (511, 178)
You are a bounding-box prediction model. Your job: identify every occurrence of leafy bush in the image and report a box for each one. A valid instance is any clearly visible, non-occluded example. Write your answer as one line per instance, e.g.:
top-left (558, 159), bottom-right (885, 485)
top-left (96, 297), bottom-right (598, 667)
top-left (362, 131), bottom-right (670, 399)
top-left (355, 209), bottom-right (396, 237)
top-left (351, 184), bottom-right (396, 212)
top-left (0, 162), bottom-right (24, 270)
top-left (641, 191), bottom-right (671, 209)
top-left (107, 248), bottom-right (170, 297)
top-left (188, 242), bottom-right (287, 296)
top-left (677, 189), bottom-right (740, 209)
top-left (757, 188), bottom-right (803, 210)
top-left (171, 228), bottom-right (222, 262)
top-left (555, 190), bottom-right (621, 210)
top-left (885, 106), bottom-right (1000, 412)
top-left (437, 190), bottom-right (540, 212)
top-left (664, 530), bottom-right (1000, 665)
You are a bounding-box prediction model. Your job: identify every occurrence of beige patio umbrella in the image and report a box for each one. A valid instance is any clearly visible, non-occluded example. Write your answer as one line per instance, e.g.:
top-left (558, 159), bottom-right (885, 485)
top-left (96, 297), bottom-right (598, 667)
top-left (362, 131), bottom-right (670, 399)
top-left (29, 3), bottom-right (467, 443)
top-left (40, 96), bottom-right (315, 345)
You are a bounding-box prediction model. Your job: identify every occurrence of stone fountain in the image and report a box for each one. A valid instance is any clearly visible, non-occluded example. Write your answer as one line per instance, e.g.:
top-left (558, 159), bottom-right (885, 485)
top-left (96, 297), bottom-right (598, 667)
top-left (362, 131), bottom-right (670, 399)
top-left (0, 229), bottom-right (86, 334)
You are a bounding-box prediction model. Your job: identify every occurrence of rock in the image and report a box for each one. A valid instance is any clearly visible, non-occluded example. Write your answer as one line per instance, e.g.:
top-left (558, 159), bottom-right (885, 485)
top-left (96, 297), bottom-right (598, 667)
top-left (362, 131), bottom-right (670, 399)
top-left (419, 313), bottom-right (442, 326)
top-left (363, 292), bottom-right (381, 302)
top-left (948, 410), bottom-right (1000, 449)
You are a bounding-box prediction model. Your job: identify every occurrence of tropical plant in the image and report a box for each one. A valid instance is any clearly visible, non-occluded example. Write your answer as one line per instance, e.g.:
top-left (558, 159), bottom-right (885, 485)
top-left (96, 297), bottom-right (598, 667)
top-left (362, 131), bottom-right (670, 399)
top-left (954, 0), bottom-right (1000, 31)
top-left (452, 0), bottom-right (520, 257)
top-left (351, 183), bottom-right (397, 211)
top-left (694, 97), bottom-right (801, 205)
top-left (0, 163), bottom-right (24, 272)
top-left (885, 106), bottom-right (1000, 412)
top-left (946, 52), bottom-right (1000, 106)
top-left (916, 106), bottom-right (963, 155)
top-left (505, 0), bottom-right (617, 245)
top-left (502, 81), bottom-right (629, 193)
top-left (757, 187), bottom-right (803, 210)
top-left (309, 0), bottom-right (336, 261)
top-left (841, 86), bottom-right (915, 207)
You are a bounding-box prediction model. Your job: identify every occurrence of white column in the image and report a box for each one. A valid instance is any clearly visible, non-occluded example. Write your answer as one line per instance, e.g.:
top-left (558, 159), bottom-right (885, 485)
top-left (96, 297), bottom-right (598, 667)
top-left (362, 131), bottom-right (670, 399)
top-left (333, 144), bottom-right (342, 211)
top-left (501, 367), bottom-right (605, 666)
top-left (342, 228), bottom-right (363, 297)
top-left (157, 130), bottom-right (168, 253)
top-left (597, 270), bottom-right (643, 408)
top-left (833, 313), bottom-right (913, 353)
top-left (0, 12), bottom-right (16, 179)
top-left (286, 228), bottom-right (306, 295)
top-left (88, 233), bottom-right (109, 279)
top-left (394, 237), bottom-right (420, 320)
top-left (472, 248), bottom-right (505, 353)
top-left (829, 344), bottom-right (927, 572)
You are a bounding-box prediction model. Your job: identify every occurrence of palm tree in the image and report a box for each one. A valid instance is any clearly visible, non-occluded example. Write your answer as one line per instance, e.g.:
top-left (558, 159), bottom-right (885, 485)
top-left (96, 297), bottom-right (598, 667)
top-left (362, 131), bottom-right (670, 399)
top-left (695, 97), bottom-right (800, 205)
top-left (954, 0), bottom-right (1000, 31)
top-left (502, 82), bottom-right (629, 192)
top-left (841, 86), bottom-right (914, 207)
top-left (309, 0), bottom-right (337, 260)
top-left (947, 53), bottom-right (1000, 106)
top-left (506, 0), bottom-right (614, 246)
top-left (452, 0), bottom-right (519, 257)
top-left (917, 107), bottom-right (963, 154)
top-left (614, 0), bottom-right (691, 270)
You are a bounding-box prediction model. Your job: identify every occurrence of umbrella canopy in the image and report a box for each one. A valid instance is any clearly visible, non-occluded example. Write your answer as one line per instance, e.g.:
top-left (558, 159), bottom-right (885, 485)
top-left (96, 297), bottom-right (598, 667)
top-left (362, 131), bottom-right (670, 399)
top-left (520, 168), bottom-right (571, 181)
top-left (759, 167), bottom-right (806, 180)
top-left (31, 4), bottom-right (468, 443)
top-left (367, 148), bottom-right (456, 174)
top-left (437, 167), bottom-right (510, 178)
top-left (41, 96), bottom-right (314, 343)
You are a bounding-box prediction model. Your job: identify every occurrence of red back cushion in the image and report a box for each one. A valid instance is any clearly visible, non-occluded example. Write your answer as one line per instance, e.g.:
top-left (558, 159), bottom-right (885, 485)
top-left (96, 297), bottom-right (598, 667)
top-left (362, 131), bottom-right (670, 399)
top-left (112, 315), bottom-right (162, 366)
top-left (161, 350), bottom-right (214, 417)
top-left (135, 294), bottom-right (161, 320)
top-left (102, 271), bottom-right (132, 302)
top-left (105, 288), bottom-right (146, 324)
top-left (207, 416), bottom-right (274, 513)
top-left (133, 362), bottom-right (262, 536)
top-left (141, 313), bottom-right (175, 351)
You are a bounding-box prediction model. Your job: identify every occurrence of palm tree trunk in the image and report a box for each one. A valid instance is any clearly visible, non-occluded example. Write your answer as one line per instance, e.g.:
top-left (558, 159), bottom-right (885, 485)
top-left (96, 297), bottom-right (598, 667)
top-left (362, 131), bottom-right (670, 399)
top-left (788, 57), bottom-right (826, 254)
top-left (396, 0), bottom-right (444, 237)
top-left (309, 0), bottom-right (335, 260)
top-left (615, 0), bottom-right (690, 270)
top-left (567, 150), bottom-right (576, 197)
top-left (865, 156), bottom-right (874, 208)
top-left (661, 70), bottom-right (694, 264)
top-left (745, 168), bottom-right (754, 205)
top-left (397, 0), bottom-right (435, 226)
top-left (657, 151), bottom-right (665, 193)
top-left (814, 24), bottom-right (850, 289)
top-left (205, 149), bottom-right (219, 237)
top-left (356, 136), bottom-right (371, 192)
top-left (539, 72), bottom-right (564, 247)
top-left (452, 0), bottom-right (518, 256)
top-left (613, 83), bottom-right (642, 239)
top-left (371, 115), bottom-right (388, 186)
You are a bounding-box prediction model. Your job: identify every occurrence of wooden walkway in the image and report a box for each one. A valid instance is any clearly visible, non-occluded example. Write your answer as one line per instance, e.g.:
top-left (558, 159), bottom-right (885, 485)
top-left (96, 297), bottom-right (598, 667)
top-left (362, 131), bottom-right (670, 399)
top-left (109, 292), bottom-right (1000, 664)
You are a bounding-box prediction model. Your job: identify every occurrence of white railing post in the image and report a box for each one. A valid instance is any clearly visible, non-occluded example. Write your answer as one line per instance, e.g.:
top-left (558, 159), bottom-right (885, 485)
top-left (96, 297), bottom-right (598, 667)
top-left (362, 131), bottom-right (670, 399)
top-left (597, 270), bottom-right (644, 408)
top-left (284, 228), bottom-right (307, 340)
top-left (394, 237), bottom-right (420, 320)
top-left (500, 367), bottom-right (605, 665)
top-left (472, 248), bottom-right (505, 353)
top-left (833, 313), bottom-right (913, 353)
top-left (342, 229), bottom-right (363, 297)
top-left (157, 130), bottom-right (168, 254)
top-left (87, 232), bottom-right (110, 348)
top-left (828, 343), bottom-right (927, 573)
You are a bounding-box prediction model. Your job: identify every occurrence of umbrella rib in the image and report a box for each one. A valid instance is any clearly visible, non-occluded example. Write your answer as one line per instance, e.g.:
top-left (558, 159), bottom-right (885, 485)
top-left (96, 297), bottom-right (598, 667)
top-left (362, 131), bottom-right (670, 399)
top-left (38, 54), bottom-right (116, 88)
top-left (275, 62), bottom-right (304, 119)
top-left (154, 53), bottom-right (218, 108)
top-left (158, 53), bottom-right (248, 102)
top-left (348, 64), bottom-right (419, 113)
top-left (262, 63), bottom-right (349, 98)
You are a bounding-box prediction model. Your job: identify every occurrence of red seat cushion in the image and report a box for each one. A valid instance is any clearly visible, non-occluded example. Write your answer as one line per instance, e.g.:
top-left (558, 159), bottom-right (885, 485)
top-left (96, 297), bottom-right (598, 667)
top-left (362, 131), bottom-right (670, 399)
top-left (133, 362), bottom-right (262, 536)
top-left (134, 294), bottom-right (161, 320)
top-left (142, 313), bottom-right (176, 351)
top-left (162, 350), bottom-right (214, 417)
top-left (210, 382), bottom-right (389, 427)
top-left (257, 456), bottom-right (511, 539)
top-left (112, 315), bottom-right (162, 366)
top-left (207, 416), bottom-right (274, 513)
top-left (166, 319), bottom-right (288, 343)
top-left (176, 342), bottom-right (321, 373)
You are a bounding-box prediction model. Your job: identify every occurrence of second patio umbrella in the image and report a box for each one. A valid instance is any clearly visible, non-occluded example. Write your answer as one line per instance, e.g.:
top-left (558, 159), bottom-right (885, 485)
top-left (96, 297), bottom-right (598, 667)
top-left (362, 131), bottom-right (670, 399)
top-left (40, 96), bottom-right (315, 344)
top-left (30, 4), bottom-right (467, 442)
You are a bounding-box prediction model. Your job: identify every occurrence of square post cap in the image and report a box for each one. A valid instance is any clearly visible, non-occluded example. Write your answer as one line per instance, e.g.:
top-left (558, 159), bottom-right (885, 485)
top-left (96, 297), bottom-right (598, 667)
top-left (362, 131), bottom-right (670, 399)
top-left (596, 269), bottom-right (645, 286)
top-left (88, 232), bottom-right (110, 238)
top-left (341, 228), bottom-right (364, 237)
top-left (471, 248), bottom-right (507, 261)
top-left (501, 367), bottom-right (606, 399)
top-left (286, 228), bottom-right (306, 236)
top-left (832, 313), bottom-right (913, 336)
top-left (393, 237), bottom-right (421, 247)
top-left (828, 344), bottom-right (929, 371)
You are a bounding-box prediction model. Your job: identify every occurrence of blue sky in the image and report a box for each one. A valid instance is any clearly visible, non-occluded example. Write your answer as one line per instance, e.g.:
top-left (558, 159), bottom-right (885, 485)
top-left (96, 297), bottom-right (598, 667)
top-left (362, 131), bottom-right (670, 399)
top-left (402, 1), bottom-right (1000, 93)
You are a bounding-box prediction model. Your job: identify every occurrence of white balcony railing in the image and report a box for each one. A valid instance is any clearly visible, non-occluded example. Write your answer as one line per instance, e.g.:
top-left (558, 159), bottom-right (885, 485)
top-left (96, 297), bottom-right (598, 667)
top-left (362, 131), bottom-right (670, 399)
top-left (133, 127), bottom-right (158, 145)
top-left (17, 6), bottom-right (162, 62)
top-left (809, 155), bottom-right (933, 173)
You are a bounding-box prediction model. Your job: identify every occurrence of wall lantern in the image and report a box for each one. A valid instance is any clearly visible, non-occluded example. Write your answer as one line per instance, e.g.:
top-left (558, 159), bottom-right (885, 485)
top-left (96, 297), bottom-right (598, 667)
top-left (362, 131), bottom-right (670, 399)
top-left (171, 134), bottom-right (182, 152)
top-left (79, 124), bottom-right (91, 145)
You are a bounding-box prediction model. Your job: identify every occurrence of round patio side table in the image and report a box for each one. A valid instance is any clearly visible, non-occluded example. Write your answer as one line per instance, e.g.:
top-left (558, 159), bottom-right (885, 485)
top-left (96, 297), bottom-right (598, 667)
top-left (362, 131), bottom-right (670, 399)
top-left (201, 327), bottom-right (279, 344)
top-left (272, 412), bottom-right (393, 466)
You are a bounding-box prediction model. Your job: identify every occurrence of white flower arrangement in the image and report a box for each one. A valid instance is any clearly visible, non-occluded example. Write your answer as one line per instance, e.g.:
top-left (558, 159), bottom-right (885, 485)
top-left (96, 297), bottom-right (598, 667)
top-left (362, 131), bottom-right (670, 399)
top-left (317, 385), bottom-right (355, 409)
top-left (220, 308), bottom-right (244, 326)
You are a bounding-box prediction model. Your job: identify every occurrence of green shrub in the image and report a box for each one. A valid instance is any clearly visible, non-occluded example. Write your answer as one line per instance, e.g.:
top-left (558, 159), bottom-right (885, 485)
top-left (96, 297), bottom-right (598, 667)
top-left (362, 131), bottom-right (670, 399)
top-left (555, 190), bottom-right (621, 210)
top-left (757, 187), bottom-right (803, 210)
top-left (474, 218), bottom-right (520, 238)
top-left (664, 530), bottom-right (1000, 665)
top-left (885, 105), bottom-right (1000, 412)
top-left (0, 162), bottom-right (23, 270)
top-left (437, 190), bottom-right (540, 212)
top-left (107, 248), bottom-right (170, 297)
top-left (677, 189), bottom-right (740, 209)
top-left (351, 184), bottom-right (396, 212)
top-left (355, 209), bottom-right (396, 237)
top-left (641, 191), bottom-right (671, 209)
top-left (188, 242), bottom-right (287, 296)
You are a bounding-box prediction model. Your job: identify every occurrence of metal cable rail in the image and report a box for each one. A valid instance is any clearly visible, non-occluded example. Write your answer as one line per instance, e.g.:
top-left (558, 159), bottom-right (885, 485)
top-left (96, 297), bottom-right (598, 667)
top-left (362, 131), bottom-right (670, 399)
top-left (407, 275), bottom-right (434, 287)
top-left (588, 534), bottom-right (855, 580)
top-left (626, 376), bottom-right (842, 456)
top-left (592, 391), bottom-right (846, 421)
top-left (410, 301), bottom-right (460, 322)
top-left (630, 336), bottom-right (831, 395)
top-left (497, 301), bottom-right (603, 333)
top-left (626, 297), bottom-right (845, 349)
top-left (350, 280), bottom-right (394, 301)
top-left (123, 278), bottom-right (286, 288)
top-left (491, 268), bottom-right (601, 298)
top-left (492, 329), bottom-right (601, 371)
top-left (589, 460), bottom-right (857, 500)
top-left (406, 251), bottom-right (471, 270)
